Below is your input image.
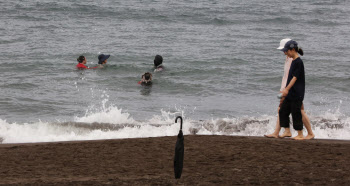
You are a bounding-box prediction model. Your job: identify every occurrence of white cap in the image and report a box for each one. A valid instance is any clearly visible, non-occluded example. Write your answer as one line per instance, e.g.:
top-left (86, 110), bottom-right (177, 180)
top-left (277, 38), bottom-right (292, 50)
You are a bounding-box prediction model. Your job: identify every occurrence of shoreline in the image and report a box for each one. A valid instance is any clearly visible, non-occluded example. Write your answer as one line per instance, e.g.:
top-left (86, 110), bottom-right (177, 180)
top-left (2, 135), bottom-right (350, 145)
top-left (1, 135), bottom-right (349, 185)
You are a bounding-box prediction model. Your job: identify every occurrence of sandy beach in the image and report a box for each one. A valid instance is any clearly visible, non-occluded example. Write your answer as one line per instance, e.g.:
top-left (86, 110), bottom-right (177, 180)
top-left (0, 135), bottom-right (349, 185)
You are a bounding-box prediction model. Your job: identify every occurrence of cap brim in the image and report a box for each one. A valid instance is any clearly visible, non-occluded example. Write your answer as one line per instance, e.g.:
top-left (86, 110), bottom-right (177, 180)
top-left (99, 55), bottom-right (110, 63)
top-left (104, 55), bottom-right (110, 60)
top-left (277, 46), bottom-right (284, 50)
top-left (280, 48), bottom-right (288, 52)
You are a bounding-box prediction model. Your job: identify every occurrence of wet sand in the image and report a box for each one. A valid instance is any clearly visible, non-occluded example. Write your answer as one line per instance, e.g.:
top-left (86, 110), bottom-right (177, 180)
top-left (0, 135), bottom-right (349, 185)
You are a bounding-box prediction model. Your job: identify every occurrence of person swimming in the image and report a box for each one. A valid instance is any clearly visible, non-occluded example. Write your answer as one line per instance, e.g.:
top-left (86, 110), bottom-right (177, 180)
top-left (76, 56), bottom-right (91, 69)
top-left (154, 55), bottom-right (164, 72)
top-left (138, 72), bottom-right (153, 86)
top-left (97, 54), bottom-right (110, 68)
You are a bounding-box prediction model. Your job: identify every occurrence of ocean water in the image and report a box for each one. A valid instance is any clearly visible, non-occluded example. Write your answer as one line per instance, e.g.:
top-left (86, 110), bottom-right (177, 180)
top-left (1, 0), bottom-right (350, 143)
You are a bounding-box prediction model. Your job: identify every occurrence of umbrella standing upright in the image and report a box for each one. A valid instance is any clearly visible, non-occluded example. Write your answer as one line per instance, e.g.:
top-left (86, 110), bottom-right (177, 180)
top-left (174, 116), bottom-right (184, 179)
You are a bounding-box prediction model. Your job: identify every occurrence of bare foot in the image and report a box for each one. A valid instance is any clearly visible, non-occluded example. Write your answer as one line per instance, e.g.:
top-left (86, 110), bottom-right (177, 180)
top-left (292, 135), bottom-right (305, 140)
top-left (264, 134), bottom-right (279, 138)
top-left (304, 134), bottom-right (315, 140)
top-left (280, 132), bottom-right (292, 138)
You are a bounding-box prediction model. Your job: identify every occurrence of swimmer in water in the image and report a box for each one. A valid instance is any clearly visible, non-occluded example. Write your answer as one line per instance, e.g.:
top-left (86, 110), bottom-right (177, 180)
top-left (76, 56), bottom-right (90, 69)
top-left (154, 55), bottom-right (164, 72)
top-left (97, 54), bottom-right (110, 68)
top-left (76, 56), bottom-right (99, 69)
top-left (139, 72), bottom-right (153, 86)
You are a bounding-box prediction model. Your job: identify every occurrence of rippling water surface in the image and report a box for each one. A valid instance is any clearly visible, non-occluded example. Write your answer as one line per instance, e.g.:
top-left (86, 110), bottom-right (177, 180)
top-left (0, 0), bottom-right (349, 143)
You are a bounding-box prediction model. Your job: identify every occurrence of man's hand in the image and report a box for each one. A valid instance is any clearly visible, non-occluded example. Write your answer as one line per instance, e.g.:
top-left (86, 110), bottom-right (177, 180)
top-left (281, 89), bottom-right (289, 97)
top-left (281, 76), bottom-right (297, 97)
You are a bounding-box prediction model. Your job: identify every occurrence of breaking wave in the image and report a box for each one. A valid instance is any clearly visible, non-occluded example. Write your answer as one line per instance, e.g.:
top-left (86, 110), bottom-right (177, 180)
top-left (0, 104), bottom-right (349, 144)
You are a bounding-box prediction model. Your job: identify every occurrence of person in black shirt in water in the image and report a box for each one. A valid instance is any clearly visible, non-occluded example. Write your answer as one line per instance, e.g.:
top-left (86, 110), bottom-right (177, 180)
top-left (279, 40), bottom-right (307, 140)
top-left (154, 55), bottom-right (164, 72)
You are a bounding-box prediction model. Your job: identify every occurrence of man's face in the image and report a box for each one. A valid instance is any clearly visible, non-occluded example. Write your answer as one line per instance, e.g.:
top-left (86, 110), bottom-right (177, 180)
top-left (285, 49), bottom-right (293, 58)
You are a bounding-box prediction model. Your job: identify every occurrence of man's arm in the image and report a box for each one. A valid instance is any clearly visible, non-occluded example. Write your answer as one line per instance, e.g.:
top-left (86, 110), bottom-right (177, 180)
top-left (281, 76), bottom-right (297, 97)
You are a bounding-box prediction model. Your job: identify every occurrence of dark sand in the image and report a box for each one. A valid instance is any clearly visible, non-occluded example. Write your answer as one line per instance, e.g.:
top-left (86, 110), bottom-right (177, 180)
top-left (1, 136), bottom-right (349, 185)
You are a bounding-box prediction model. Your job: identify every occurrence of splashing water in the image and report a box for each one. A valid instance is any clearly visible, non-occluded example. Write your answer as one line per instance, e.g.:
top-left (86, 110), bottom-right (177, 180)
top-left (1, 104), bottom-right (349, 144)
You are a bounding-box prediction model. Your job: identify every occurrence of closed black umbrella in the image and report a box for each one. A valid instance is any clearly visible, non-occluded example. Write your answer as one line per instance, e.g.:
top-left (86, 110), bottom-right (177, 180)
top-left (174, 116), bottom-right (184, 179)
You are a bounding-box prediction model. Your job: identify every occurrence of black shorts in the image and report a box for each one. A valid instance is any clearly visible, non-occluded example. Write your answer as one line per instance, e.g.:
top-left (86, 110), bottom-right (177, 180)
top-left (278, 99), bottom-right (303, 131)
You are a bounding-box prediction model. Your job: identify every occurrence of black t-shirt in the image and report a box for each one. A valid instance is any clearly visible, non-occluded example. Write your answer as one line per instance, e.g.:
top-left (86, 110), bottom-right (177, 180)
top-left (286, 57), bottom-right (305, 101)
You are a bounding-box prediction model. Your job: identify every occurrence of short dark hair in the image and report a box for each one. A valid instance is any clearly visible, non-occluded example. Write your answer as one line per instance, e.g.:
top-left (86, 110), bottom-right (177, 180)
top-left (144, 72), bottom-right (151, 80)
top-left (77, 56), bottom-right (85, 63)
top-left (154, 55), bottom-right (163, 67)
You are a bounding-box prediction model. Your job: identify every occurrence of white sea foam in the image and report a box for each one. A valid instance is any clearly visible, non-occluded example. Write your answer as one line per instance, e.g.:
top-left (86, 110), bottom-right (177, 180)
top-left (1, 105), bottom-right (349, 144)
top-left (74, 104), bottom-right (135, 124)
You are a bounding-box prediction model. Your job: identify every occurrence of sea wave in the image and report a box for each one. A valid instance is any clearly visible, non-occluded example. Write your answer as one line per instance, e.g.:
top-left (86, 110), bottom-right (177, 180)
top-left (1, 105), bottom-right (349, 144)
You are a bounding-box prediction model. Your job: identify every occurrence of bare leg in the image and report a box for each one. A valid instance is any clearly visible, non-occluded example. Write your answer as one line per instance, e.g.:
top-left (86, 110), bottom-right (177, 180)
top-left (265, 107), bottom-right (281, 138)
top-left (301, 109), bottom-right (315, 140)
top-left (264, 116), bottom-right (281, 138)
top-left (292, 130), bottom-right (304, 140)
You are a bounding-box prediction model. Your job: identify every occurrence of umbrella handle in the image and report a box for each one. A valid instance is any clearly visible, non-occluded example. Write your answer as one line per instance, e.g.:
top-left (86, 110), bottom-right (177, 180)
top-left (175, 116), bottom-right (183, 130)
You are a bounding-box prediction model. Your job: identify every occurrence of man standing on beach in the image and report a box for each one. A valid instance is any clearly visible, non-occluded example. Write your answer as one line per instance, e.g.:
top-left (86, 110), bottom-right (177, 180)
top-left (265, 39), bottom-right (314, 139)
top-left (279, 40), bottom-right (306, 140)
